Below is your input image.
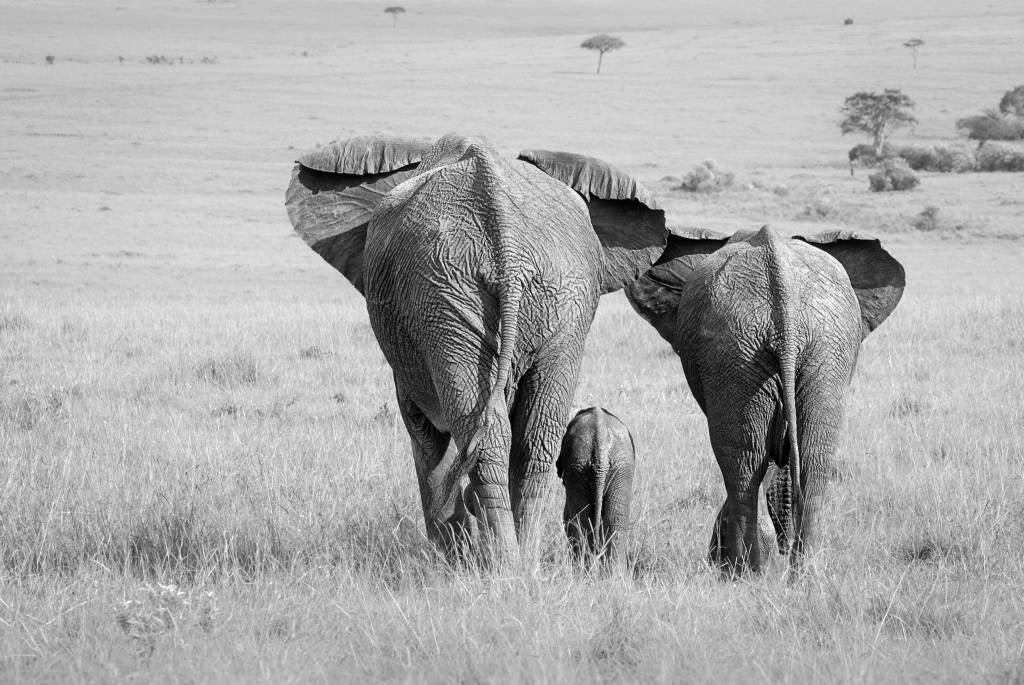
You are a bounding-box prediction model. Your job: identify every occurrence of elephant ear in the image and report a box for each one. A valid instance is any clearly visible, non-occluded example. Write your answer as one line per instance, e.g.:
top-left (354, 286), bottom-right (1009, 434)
top-left (285, 135), bottom-right (432, 294)
top-left (622, 227), bottom-right (729, 344)
top-left (517, 149), bottom-right (668, 294)
top-left (794, 230), bottom-right (906, 338)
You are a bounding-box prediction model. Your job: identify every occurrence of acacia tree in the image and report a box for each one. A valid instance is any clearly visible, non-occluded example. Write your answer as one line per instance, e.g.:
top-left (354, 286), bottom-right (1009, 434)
top-left (999, 84), bottom-right (1024, 117)
top-left (580, 34), bottom-right (625, 75)
top-left (384, 6), bottom-right (405, 27)
top-left (839, 89), bottom-right (917, 157)
top-left (903, 38), bottom-right (924, 69)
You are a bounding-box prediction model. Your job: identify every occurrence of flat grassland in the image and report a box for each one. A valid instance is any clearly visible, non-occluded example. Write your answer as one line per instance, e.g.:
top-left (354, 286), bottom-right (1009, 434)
top-left (2, 0), bottom-right (1024, 681)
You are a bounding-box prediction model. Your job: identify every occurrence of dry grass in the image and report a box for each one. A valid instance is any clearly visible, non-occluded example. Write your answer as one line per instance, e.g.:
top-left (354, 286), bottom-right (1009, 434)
top-left (3, 0), bottom-right (1024, 681)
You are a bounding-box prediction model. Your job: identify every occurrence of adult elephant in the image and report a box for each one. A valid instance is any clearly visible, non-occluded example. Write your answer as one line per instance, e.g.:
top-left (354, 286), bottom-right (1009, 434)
top-left (625, 225), bottom-right (905, 576)
top-left (286, 133), bottom-right (667, 565)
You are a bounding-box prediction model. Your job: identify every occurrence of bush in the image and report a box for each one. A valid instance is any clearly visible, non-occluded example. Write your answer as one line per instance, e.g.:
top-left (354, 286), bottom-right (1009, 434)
top-left (803, 194), bottom-right (836, 219)
top-left (848, 143), bottom-right (896, 169)
top-left (932, 145), bottom-right (977, 173)
top-left (848, 143), bottom-right (877, 167)
top-left (868, 160), bottom-right (919, 192)
top-left (956, 111), bottom-right (1024, 142)
top-left (910, 206), bottom-right (941, 231)
top-left (678, 160), bottom-right (734, 192)
top-left (976, 141), bottom-right (1024, 171)
top-left (893, 144), bottom-right (975, 173)
top-left (910, 206), bottom-right (965, 232)
top-left (893, 145), bottom-right (934, 171)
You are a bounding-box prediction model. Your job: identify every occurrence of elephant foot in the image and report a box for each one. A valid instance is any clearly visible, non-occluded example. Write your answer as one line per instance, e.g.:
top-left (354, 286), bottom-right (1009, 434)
top-left (455, 483), bottom-right (520, 571)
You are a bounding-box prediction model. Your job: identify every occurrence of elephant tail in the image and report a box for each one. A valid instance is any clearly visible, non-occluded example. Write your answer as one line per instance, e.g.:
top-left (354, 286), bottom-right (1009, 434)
top-left (759, 225), bottom-right (803, 555)
top-left (779, 329), bottom-right (802, 555)
top-left (590, 412), bottom-right (610, 545)
top-left (482, 277), bottom-right (522, 428)
top-left (463, 147), bottom-right (524, 468)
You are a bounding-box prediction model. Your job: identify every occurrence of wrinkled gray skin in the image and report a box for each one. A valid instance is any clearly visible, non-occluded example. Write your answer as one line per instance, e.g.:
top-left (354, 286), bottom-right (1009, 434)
top-left (711, 462), bottom-right (785, 568)
top-left (286, 134), bottom-right (666, 566)
top-left (557, 407), bottom-right (635, 571)
top-left (626, 225), bottom-right (905, 576)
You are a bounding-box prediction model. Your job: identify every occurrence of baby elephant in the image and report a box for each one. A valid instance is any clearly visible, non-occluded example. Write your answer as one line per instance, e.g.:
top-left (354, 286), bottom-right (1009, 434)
top-left (557, 407), bottom-right (635, 570)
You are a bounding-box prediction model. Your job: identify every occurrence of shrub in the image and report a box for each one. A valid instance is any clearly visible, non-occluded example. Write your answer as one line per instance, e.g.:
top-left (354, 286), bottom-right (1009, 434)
top-left (678, 160), bottom-right (734, 192)
top-left (908, 206), bottom-right (965, 232)
top-left (843, 17), bottom-right (854, 25)
top-left (849, 143), bottom-right (878, 167)
top-left (868, 159), bottom-right (919, 192)
top-left (976, 141), bottom-right (1024, 171)
top-left (803, 195), bottom-right (836, 219)
top-left (932, 145), bottom-right (977, 173)
top-left (910, 206), bottom-right (941, 231)
top-left (956, 111), bottom-right (1024, 142)
top-left (893, 145), bottom-right (934, 171)
top-left (45, 55), bottom-right (55, 64)
top-left (893, 144), bottom-right (976, 173)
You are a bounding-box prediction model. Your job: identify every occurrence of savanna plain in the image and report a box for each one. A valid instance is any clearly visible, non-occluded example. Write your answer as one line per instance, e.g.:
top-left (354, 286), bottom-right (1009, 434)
top-left (2, 0), bottom-right (1024, 682)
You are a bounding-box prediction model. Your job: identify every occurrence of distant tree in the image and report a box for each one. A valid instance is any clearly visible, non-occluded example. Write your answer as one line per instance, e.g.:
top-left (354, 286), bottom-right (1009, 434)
top-left (903, 38), bottom-right (924, 69)
top-left (843, 18), bottom-right (854, 25)
top-left (999, 84), bottom-right (1024, 117)
top-left (580, 34), bottom-right (625, 75)
top-left (839, 89), bottom-right (917, 158)
top-left (45, 54), bottom-right (55, 65)
top-left (956, 110), bottom-right (1024, 145)
top-left (384, 6), bottom-right (405, 27)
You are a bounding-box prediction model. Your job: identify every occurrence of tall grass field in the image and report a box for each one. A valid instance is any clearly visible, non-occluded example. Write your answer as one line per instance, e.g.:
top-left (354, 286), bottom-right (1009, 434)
top-left (2, 0), bottom-right (1024, 681)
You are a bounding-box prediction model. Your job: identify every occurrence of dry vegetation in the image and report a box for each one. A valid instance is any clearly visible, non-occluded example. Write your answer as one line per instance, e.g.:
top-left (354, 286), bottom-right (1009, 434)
top-left (2, 0), bottom-right (1024, 682)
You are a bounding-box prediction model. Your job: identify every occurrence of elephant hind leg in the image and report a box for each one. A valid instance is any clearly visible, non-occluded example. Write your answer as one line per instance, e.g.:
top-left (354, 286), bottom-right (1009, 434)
top-left (421, 372), bottom-right (516, 567)
top-left (709, 468), bottom-right (765, 577)
top-left (509, 345), bottom-right (586, 568)
top-left (705, 389), bottom-right (775, 577)
top-left (458, 409), bottom-right (518, 567)
top-left (788, 379), bottom-right (849, 570)
top-left (396, 395), bottom-right (467, 558)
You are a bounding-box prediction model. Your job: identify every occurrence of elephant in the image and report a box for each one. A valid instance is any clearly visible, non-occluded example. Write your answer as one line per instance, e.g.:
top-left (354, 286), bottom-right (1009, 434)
top-left (625, 225), bottom-right (905, 576)
top-left (286, 133), bottom-right (667, 565)
top-left (557, 407), bottom-right (635, 571)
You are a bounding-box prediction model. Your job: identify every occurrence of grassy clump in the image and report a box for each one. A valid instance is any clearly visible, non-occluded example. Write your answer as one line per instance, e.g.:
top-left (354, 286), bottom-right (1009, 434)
top-left (193, 353), bottom-right (264, 387)
top-left (0, 386), bottom-right (80, 430)
top-left (0, 312), bottom-right (31, 332)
